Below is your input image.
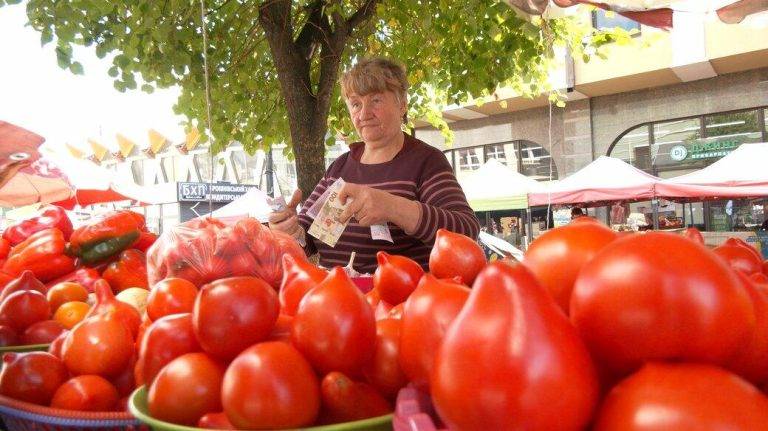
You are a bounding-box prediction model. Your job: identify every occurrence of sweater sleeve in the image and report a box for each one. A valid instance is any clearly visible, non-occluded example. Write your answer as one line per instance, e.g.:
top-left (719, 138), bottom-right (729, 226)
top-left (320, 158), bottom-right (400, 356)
top-left (411, 151), bottom-right (481, 245)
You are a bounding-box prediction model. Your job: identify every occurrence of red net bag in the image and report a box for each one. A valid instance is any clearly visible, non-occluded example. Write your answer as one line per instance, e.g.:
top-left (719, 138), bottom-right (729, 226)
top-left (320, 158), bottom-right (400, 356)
top-left (146, 217), bottom-right (305, 289)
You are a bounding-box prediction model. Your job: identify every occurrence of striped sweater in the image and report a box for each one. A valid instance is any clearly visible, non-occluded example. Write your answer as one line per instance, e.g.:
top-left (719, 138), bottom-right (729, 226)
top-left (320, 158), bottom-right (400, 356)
top-left (298, 132), bottom-right (480, 273)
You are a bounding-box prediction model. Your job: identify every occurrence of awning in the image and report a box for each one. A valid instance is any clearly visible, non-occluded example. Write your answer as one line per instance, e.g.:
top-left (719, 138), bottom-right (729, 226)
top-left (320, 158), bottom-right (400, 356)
top-left (459, 159), bottom-right (545, 211)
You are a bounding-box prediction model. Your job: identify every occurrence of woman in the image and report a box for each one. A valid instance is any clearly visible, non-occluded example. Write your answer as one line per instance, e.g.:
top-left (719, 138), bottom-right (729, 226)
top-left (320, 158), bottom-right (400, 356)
top-left (269, 57), bottom-right (480, 273)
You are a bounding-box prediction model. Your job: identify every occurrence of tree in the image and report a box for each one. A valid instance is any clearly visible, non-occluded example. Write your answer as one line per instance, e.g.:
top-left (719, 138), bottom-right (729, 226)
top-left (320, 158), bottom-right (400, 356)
top-left (14, 0), bottom-right (616, 196)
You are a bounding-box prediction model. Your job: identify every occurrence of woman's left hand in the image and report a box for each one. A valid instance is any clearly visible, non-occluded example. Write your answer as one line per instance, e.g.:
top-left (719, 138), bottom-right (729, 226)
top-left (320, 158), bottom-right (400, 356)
top-left (338, 183), bottom-right (393, 227)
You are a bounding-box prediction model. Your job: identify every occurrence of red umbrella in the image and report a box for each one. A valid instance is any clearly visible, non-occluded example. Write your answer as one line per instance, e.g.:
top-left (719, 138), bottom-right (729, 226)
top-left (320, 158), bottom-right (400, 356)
top-left (0, 121), bottom-right (73, 208)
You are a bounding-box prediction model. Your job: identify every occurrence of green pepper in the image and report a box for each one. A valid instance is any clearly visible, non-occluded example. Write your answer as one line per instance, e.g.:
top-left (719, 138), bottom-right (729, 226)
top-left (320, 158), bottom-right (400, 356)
top-left (78, 231), bottom-right (141, 264)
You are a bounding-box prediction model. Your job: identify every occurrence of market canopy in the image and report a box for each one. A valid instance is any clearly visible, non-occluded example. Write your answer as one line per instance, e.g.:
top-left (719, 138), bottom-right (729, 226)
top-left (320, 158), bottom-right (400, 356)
top-left (459, 159), bottom-right (545, 211)
top-left (528, 156), bottom-right (660, 206)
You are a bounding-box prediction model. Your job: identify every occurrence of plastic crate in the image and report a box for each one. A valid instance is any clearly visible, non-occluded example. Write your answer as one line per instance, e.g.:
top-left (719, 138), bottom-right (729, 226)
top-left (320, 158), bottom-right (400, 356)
top-left (0, 394), bottom-right (146, 431)
top-left (393, 387), bottom-right (446, 431)
top-left (129, 386), bottom-right (393, 431)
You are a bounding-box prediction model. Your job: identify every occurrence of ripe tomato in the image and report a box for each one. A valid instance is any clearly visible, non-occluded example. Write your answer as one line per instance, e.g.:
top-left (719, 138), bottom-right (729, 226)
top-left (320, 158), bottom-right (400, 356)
top-left (62, 312), bottom-right (135, 377)
top-left (279, 254), bottom-right (327, 316)
top-left (593, 363), bottom-right (768, 430)
top-left (319, 371), bottom-right (391, 424)
top-left (713, 238), bottom-right (763, 275)
top-left (523, 221), bottom-right (617, 313)
top-left (222, 341), bottom-right (320, 429)
top-left (53, 301), bottom-right (90, 330)
top-left (432, 261), bottom-right (598, 431)
top-left (363, 318), bottom-right (408, 399)
top-left (388, 303), bottom-right (404, 320)
top-left (0, 270), bottom-right (46, 304)
top-left (0, 325), bottom-right (18, 347)
top-left (46, 282), bottom-right (89, 312)
top-left (135, 313), bottom-right (201, 387)
top-left (148, 352), bottom-right (225, 426)
top-left (266, 313), bottom-right (293, 343)
top-left (21, 320), bottom-right (66, 345)
top-left (193, 276), bottom-right (279, 360)
top-left (85, 280), bottom-right (141, 339)
top-left (111, 354), bottom-right (137, 397)
top-left (0, 290), bottom-right (50, 332)
top-left (0, 352), bottom-right (69, 405)
top-left (682, 226), bottom-right (705, 245)
top-left (399, 274), bottom-right (469, 390)
top-left (146, 278), bottom-right (198, 321)
top-left (50, 375), bottom-right (119, 411)
top-left (292, 267), bottom-right (376, 376)
top-left (47, 331), bottom-right (68, 358)
top-left (198, 412), bottom-right (235, 429)
top-left (429, 229), bottom-right (486, 285)
top-left (726, 272), bottom-right (768, 385)
top-left (373, 252), bottom-right (423, 305)
top-left (571, 232), bottom-right (755, 376)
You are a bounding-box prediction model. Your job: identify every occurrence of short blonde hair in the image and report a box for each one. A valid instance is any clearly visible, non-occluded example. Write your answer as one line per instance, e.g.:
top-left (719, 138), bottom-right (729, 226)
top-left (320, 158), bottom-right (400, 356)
top-left (340, 57), bottom-right (408, 102)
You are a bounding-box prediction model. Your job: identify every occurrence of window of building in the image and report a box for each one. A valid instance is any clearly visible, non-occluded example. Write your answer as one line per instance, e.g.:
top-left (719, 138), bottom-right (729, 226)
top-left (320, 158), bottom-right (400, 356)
top-left (652, 118), bottom-right (703, 174)
top-left (704, 110), bottom-right (763, 147)
top-left (456, 147), bottom-right (483, 180)
top-left (484, 143), bottom-right (519, 170)
top-left (608, 125), bottom-right (652, 173)
top-left (519, 141), bottom-right (558, 181)
top-left (592, 10), bottom-right (641, 32)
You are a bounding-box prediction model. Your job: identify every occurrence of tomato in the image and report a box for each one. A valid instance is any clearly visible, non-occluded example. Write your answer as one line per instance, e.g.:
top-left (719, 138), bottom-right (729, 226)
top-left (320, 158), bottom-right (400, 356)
top-left (523, 221), bottom-right (617, 313)
top-left (198, 412), bottom-right (235, 429)
top-left (266, 313), bottom-right (293, 342)
top-left (148, 352), bottom-right (225, 426)
top-left (47, 331), bottom-right (68, 358)
top-left (731, 236), bottom-right (764, 261)
top-left (0, 270), bottom-right (46, 304)
top-left (222, 341), bottom-right (320, 429)
top-left (682, 226), bottom-right (704, 245)
top-left (193, 276), bottom-right (279, 360)
top-left (85, 280), bottom-right (141, 339)
top-left (50, 375), bottom-right (119, 411)
top-left (714, 238), bottom-right (764, 275)
top-left (111, 354), bottom-right (137, 397)
top-left (46, 282), bottom-right (89, 312)
top-left (135, 313), bottom-right (201, 387)
top-left (365, 288), bottom-right (381, 308)
top-left (571, 232), bottom-right (755, 376)
top-left (0, 290), bottom-right (50, 333)
top-left (725, 272), bottom-right (768, 385)
top-left (363, 318), bottom-right (408, 399)
top-left (53, 301), bottom-right (90, 330)
top-left (388, 303), bottom-right (404, 320)
top-left (146, 278), bottom-right (198, 321)
top-left (373, 252), bottom-right (423, 305)
top-left (753, 272), bottom-right (768, 285)
top-left (292, 267), bottom-right (376, 376)
top-left (319, 371), bottom-right (391, 424)
top-left (399, 274), bottom-right (470, 390)
top-left (21, 320), bottom-right (66, 345)
top-left (0, 352), bottom-right (69, 405)
top-left (764, 260), bottom-right (768, 276)
top-left (279, 254), bottom-right (327, 316)
top-left (62, 312), bottom-right (135, 377)
top-left (432, 261), bottom-right (598, 431)
top-left (374, 300), bottom-right (393, 321)
top-left (593, 363), bottom-right (768, 430)
top-left (429, 229), bottom-right (486, 285)
top-left (0, 325), bottom-right (18, 347)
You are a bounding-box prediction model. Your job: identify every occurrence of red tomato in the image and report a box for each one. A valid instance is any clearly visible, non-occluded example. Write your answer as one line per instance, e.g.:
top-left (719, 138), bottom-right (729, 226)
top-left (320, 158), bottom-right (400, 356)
top-left (0, 352), bottom-right (69, 405)
top-left (681, 226), bottom-right (704, 245)
top-left (21, 320), bottom-right (66, 345)
top-left (363, 318), bottom-right (408, 399)
top-left (399, 274), bottom-right (470, 390)
top-left (0, 270), bottom-right (46, 304)
top-left (0, 290), bottom-right (50, 332)
top-left (731, 237), bottom-right (764, 261)
top-left (146, 278), bottom-right (198, 321)
top-left (388, 303), bottom-right (404, 320)
top-left (62, 312), bottom-right (135, 377)
top-left (713, 238), bottom-right (763, 275)
top-left (279, 254), bottom-right (327, 316)
top-left (266, 313), bottom-right (293, 342)
top-left (593, 363), bottom-right (768, 430)
top-left (753, 272), bottom-right (768, 285)
top-left (571, 232), bottom-right (755, 376)
top-left (365, 288), bottom-right (381, 308)
top-left (135, 313), bottom-right (201, 387)
top-left (373, 252), bottom-right (424, 305)
top-left (50, 375), bottom-right (119, 411)
top-left (429, 229), bottom-right (486, 285)
top-left (374, 300), bottom-right (393, 321)
top-left (0, 325), bottom-right (18, 347)
top-left (726, 272), bottom-right (768, 385)
top-left (319, 371), bottom-right (391, 424)
top-left (523, 221), bottom-right (617, 313)
top-left (432, 261), bottom-right (598, 431)
top-left (111, 354), bottom-right (136, 397)
top-left (198, 412), bottom-right (235, 429)
top-left (222, 341), bottom-right (320, 429)
top-left (85, 280), bottom-right (141, 339)
top-left (764, 260), bottom-right (768, 276)
top-left (47, 331), bottom-right (68, 358)
top-left (193, 276), bottom-right (279, 360)
top-left (292, 267), bottom-right (376, 376)
top-left (148, 352), bottom-right (225, 426)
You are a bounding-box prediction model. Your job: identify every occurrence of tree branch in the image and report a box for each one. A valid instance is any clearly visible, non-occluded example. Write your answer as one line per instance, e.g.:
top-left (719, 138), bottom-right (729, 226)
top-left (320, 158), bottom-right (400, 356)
top-left (347, 0), bottom-right (380, 31)
top-left (295, 0), bottom-right (324, 59)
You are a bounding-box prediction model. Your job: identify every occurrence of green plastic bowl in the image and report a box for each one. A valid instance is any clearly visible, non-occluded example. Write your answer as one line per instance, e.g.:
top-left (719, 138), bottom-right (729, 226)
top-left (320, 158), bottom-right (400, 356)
top-left (129, 386), bottom-right (393, 431)
top-left (0, 344), bottom-right (50, 353)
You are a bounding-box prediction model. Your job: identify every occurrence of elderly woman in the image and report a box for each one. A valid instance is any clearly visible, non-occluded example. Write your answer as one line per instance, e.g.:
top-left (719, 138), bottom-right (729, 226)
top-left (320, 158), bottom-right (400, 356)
top-left (269, 57), bottom-right (480, 272)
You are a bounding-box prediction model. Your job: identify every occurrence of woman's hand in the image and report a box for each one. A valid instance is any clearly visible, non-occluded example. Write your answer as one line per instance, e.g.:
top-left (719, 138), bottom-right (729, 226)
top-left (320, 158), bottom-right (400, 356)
top-left (338, 183), bottom-right (420, 233)
top-left (268, 189), bottom-right (304, 240)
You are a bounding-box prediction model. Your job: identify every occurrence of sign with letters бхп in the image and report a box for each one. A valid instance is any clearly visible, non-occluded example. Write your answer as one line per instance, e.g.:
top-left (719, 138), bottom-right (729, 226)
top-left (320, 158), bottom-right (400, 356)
top-left (177, 182), bottom-right (260, 221)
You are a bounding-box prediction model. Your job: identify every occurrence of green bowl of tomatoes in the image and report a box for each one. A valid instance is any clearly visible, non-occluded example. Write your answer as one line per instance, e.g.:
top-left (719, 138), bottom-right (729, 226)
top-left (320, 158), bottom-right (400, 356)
top-left (129, 386), bottom-right (393, 431)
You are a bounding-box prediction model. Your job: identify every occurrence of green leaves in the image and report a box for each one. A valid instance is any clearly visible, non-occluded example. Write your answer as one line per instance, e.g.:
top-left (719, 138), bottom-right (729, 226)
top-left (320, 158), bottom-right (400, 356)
top-left (69, 61), bottom-right (84, 75)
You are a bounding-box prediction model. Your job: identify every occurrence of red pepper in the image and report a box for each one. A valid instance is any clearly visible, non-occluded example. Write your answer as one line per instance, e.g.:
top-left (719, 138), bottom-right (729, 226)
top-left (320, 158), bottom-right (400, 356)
top-left (44, 267), bottom-right (103, 293)
top-left (2, 228), bottom-right (76, 283)
top-left (68, 210), bottom-right (145, 263)
top-left (0, 238), bottom-right (10, 260)
top-left (2, 206), bottom-right (73, 246)
top-left (134, 231), bottom-right (158, 253)
top-left (102, 249), bottom-right (148, 292)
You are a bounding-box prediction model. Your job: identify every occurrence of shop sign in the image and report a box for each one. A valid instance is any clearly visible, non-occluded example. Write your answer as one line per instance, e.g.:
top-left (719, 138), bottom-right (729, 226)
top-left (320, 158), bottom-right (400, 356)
top-left (686, 140), bottom-right (740, 160)
top-left (177, 182), bottom-right (259, 203)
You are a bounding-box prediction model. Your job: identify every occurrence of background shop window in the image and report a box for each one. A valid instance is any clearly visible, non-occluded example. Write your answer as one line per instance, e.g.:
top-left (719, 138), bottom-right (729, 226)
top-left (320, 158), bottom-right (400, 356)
top-left (703, 110), bottom-right (763, 147)
top-left (609, 125), bottom-right (652, 173)
top-left (484, 142), bottom-right (520, 170)
top-left (519, 141), bottom-right (558, 181)
top-left (457, 147), bottom-right (483, 181)
top-left (652, 118), bottom-right (705, 174)
top-left (592, 10), bottom-right (641, 32)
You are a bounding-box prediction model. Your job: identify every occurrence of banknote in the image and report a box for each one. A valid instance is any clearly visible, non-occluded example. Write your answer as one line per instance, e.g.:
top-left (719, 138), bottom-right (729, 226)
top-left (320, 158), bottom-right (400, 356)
top-left (307, 178), bottom-right (349, 247)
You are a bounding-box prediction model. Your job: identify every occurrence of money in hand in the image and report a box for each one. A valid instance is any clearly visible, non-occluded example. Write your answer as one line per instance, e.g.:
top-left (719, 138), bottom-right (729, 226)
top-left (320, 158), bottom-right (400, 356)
top-left (308, 178), bottom-right (349, 247)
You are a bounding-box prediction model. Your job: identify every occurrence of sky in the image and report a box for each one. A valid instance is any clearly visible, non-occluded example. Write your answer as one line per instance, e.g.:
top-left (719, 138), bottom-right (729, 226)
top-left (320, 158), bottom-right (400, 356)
top-left (0, 3), bottom-right (187, 154)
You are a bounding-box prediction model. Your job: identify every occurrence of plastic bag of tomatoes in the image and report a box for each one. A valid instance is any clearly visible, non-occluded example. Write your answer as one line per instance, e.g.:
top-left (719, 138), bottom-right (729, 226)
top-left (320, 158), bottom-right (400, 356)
top-left (147, 217), bottom-right (305, 289)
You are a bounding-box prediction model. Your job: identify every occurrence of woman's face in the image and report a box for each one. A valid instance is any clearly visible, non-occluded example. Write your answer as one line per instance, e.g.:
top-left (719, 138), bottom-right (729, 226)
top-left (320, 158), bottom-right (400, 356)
top-left (346, 90), bottom-right (406, 147)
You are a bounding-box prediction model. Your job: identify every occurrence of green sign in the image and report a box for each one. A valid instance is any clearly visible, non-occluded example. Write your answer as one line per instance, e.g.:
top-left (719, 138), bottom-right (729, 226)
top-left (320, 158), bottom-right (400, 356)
top-left (688, 139), bottom-right (740, 160)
